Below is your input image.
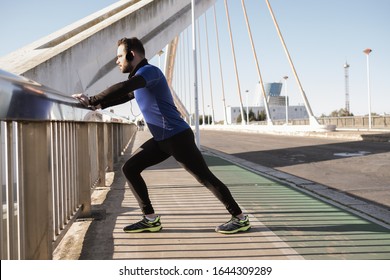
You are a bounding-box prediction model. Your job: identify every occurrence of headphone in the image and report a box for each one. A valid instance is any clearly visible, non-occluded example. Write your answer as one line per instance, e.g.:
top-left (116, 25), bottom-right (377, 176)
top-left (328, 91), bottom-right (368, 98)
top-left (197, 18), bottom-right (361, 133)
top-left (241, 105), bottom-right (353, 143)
top-left (125, 39), bottom-right (134, 61)
top-left (120, 37), bottom-right (145, 62)
top-left (126, 50), bottom-right (134, 61)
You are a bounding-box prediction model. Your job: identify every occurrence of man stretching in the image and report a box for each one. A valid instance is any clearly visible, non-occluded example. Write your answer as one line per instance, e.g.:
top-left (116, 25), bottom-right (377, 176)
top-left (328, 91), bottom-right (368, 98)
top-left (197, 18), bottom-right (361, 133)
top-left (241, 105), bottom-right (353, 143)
top-left (73, 37), bottom-right (250, 234)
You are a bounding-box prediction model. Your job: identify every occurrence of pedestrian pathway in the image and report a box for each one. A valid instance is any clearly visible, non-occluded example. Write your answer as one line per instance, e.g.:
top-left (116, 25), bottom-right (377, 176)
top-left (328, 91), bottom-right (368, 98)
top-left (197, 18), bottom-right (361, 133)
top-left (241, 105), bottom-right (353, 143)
top-left (53, 130), bottom-right (390, 260)
top-left (206, 154), bottom-right (390, 259)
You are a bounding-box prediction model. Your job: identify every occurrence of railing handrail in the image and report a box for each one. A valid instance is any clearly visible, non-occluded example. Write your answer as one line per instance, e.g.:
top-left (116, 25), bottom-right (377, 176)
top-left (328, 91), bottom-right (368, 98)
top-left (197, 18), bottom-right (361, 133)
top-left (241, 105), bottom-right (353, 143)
top-left (0, 69), bottom-right (130, 123)
top-left (1, 69), bottom-right (137, 260)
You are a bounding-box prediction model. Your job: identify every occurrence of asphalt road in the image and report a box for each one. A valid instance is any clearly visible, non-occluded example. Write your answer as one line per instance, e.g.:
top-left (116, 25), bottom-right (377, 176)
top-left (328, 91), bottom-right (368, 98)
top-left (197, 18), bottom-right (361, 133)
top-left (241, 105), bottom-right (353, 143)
top-left (199, 130), bottom-right (390, 208)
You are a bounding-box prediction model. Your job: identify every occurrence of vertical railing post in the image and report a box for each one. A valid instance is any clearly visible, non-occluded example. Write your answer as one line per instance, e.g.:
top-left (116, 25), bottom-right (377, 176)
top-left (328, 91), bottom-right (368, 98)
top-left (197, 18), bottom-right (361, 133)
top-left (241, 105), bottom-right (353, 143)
top-left (76, 123), bottom-right (92, 218)
top-left (97, 123), bottom-right (106, 188)
top-left (106, 124), bottom-right (114, 172)
top-left (20, 122), bottom-right (52, 259)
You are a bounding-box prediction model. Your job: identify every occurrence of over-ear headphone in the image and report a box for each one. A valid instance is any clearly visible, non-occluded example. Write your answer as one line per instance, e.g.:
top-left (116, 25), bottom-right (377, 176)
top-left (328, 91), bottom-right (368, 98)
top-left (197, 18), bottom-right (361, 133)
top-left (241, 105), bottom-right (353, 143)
top-left (118, 37), bottom-right (145, 62)
top-left (126, 50), bottom-right (134, 61)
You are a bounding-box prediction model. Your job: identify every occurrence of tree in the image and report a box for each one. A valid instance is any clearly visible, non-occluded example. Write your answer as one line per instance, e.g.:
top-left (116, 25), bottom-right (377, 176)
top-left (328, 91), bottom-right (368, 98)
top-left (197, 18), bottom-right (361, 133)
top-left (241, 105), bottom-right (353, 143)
top-left (199, 115), bottom-right (212, 125)
top-left (248, 109), bottom-right (256, 122)
top-left (328, 108), bottom-right (354, 117)
top-left (257, 110), bottom-right (267, 121)
top-left (236, 109), bottom-right (267, 123)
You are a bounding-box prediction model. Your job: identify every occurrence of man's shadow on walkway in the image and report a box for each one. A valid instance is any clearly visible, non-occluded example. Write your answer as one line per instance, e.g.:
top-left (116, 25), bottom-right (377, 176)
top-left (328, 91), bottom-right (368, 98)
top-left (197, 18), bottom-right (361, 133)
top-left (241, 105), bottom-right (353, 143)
top-left (77, 136), bottom-right (188, 260)
top-left (78, 147), bottom-right (136, 259)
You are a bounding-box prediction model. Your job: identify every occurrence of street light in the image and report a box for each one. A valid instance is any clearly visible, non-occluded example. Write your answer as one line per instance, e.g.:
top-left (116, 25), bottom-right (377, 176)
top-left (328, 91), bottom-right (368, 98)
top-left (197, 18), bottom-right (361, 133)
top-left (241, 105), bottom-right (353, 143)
top-left (363, 48), bottom-right (372, 130)
top-left (158, 50), bottom-right (164, 70)
top-left (246, 90), bottom-right (249, 124)
top-left (283, 76), bottom-right (289, 125)
top-left (207, 105), bottom-right (210, 125)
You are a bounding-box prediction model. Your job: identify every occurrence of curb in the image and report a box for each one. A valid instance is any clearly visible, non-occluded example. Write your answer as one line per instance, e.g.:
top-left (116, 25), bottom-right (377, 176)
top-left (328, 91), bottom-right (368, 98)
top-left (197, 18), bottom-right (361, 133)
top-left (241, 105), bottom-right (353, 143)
top-left (202, 146), bottom-right (390, 229)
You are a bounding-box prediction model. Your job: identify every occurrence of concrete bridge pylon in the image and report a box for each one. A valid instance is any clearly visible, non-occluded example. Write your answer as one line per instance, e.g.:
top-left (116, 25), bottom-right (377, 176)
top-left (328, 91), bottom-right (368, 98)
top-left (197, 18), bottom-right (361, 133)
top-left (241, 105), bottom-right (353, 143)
top-left (0, 0), bottom-right (216, 98)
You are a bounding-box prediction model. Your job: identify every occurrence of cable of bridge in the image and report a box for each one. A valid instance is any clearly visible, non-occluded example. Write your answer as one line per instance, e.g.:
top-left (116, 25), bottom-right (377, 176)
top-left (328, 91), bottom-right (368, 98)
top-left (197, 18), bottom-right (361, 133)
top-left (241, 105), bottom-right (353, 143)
top-left (241, 0), bottom-right (273, 125)
top-left (223, 0), bottom-right (246, 125)
top-left (264, 0), bottom-right (319, 126)
top-left (166, 0), bottom-right (325, 127)
top-left (213, 4), bottom-right (229, 125)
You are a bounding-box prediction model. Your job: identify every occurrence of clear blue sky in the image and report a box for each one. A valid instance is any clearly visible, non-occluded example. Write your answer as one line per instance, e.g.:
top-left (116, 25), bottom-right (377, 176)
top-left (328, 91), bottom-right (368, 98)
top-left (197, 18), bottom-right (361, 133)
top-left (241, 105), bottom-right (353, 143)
top-left (1, 0), bottom-right (389, 119)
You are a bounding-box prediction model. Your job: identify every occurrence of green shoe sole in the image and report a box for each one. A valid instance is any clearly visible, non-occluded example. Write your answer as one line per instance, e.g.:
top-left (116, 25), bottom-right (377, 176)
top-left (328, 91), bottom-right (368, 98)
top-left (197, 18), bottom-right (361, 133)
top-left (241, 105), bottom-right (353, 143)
top-left (123, 225), bottom-right (162, 233)
top-left (216, 225), bottom-right (251, 234)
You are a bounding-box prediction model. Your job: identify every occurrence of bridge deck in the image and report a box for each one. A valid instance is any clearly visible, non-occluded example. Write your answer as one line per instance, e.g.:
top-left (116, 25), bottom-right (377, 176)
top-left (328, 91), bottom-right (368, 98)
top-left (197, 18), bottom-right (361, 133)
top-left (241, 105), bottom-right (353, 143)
top-left (53, 130), bottom-right (390, 260)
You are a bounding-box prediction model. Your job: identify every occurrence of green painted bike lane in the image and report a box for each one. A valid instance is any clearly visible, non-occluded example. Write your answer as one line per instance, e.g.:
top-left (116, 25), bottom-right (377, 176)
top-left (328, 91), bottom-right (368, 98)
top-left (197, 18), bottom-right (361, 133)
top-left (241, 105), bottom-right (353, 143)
top-left (204, 154), bottom-right (390, 260)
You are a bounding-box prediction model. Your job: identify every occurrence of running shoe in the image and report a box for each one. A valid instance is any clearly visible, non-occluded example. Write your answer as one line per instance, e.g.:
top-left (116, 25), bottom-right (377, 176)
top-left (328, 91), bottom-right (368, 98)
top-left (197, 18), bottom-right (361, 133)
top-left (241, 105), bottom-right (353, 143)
top-left (215, 215), bottom-right (251, 234)
top-left (123, 216), bottom-right (162, 233)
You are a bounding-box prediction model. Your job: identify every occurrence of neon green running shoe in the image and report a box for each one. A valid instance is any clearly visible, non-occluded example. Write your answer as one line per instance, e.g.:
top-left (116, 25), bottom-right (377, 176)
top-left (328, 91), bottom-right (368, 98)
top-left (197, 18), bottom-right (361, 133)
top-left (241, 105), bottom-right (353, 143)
top-left (123, 216), bottom-right (162, 233)
top-left (216, 215), bottom-right (251, 234)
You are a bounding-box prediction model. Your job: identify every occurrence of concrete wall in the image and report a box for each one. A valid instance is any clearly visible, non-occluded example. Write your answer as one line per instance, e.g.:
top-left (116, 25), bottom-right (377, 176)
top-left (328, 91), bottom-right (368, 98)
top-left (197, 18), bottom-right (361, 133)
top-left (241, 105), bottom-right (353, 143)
top-left (0, 0), bottom-right (216, 96)
top-left (228, 105), bottom-right (309, 124)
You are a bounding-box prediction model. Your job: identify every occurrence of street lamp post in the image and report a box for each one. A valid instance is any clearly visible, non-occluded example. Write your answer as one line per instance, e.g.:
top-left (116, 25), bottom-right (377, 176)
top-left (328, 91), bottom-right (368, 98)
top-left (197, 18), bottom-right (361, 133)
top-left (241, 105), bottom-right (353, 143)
top-left (158, 50), bottom-right (164, 70)
top-left (207, 105), bottom-right (210, 125)
top-left (363, 48), bottom-right (372, 130)
top-left (246, 90), bottom-right (249, 124)
top-left (283, 76), bottom-right (288, 125)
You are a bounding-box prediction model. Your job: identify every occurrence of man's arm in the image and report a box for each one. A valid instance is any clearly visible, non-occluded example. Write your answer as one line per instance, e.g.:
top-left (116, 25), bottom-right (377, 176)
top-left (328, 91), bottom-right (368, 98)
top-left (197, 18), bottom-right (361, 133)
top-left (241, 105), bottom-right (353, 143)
top-left (89, 75), bottom-right (146, 109)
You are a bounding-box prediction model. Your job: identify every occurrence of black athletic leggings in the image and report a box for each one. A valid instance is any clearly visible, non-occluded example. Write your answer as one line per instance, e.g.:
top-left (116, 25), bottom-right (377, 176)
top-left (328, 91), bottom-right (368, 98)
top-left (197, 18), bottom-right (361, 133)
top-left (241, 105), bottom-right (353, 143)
top-left (122, 128), bottom-right (242, 216)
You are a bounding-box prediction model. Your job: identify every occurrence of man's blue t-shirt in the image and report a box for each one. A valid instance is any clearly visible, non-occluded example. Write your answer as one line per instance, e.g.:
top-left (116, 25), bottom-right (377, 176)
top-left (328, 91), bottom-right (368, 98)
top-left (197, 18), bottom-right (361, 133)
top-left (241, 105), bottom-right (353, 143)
top-left (135, 64), bottom-right (189, 141)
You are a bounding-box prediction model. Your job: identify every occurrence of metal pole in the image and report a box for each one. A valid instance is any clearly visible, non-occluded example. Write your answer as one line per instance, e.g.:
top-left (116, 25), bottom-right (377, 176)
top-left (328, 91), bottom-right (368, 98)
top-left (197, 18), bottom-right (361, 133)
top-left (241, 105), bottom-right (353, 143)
top-left (213, 5), bottom-right (228, 125)
top-left (363, 48), bottom-right (372, 130)
top-left (186, 28), bottom-right (192, 125)
top-left (224, 0), bottom-right (246, 124)
top-left (179, 33), bottom-right (185, 106)
top-left (265, 0), bottom-right (319, 126)
top-left (283, 76), bottom-right (288, 124)
top-left (158, 50), bottom-right (164, 70)
top-left (241, 0), bottom-right (273, 125)
top-left (196, 20), bottom-right (206, 126)
top-left (344, 62), bottom-right (350, 113)
top-left (192, 0), bottom-right (200, 146)
top-left (207, 105), bottom-right (210, 124)
top-left (204, 13), bottom-right (215, 125)
top-left (246, 90), bottom-right (249, 123)
top-left (181, 32), bottom-right (187, 118)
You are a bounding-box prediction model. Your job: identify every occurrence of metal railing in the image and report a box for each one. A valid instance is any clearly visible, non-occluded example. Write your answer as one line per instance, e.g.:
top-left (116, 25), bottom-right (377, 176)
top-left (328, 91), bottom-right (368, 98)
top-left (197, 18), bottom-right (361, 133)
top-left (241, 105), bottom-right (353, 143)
top-left (0, 70), bottom-right (137, 259)
top-left (252, 116), bottom-right (389, 129)
top-left (319, 116), bottom-right (389, 129)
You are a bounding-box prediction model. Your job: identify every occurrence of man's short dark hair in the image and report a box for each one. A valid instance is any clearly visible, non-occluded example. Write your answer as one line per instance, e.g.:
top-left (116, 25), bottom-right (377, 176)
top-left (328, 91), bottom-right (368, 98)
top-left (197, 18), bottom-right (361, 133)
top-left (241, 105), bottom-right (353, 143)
top-left (117, 37), bottom-right (145, 57)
